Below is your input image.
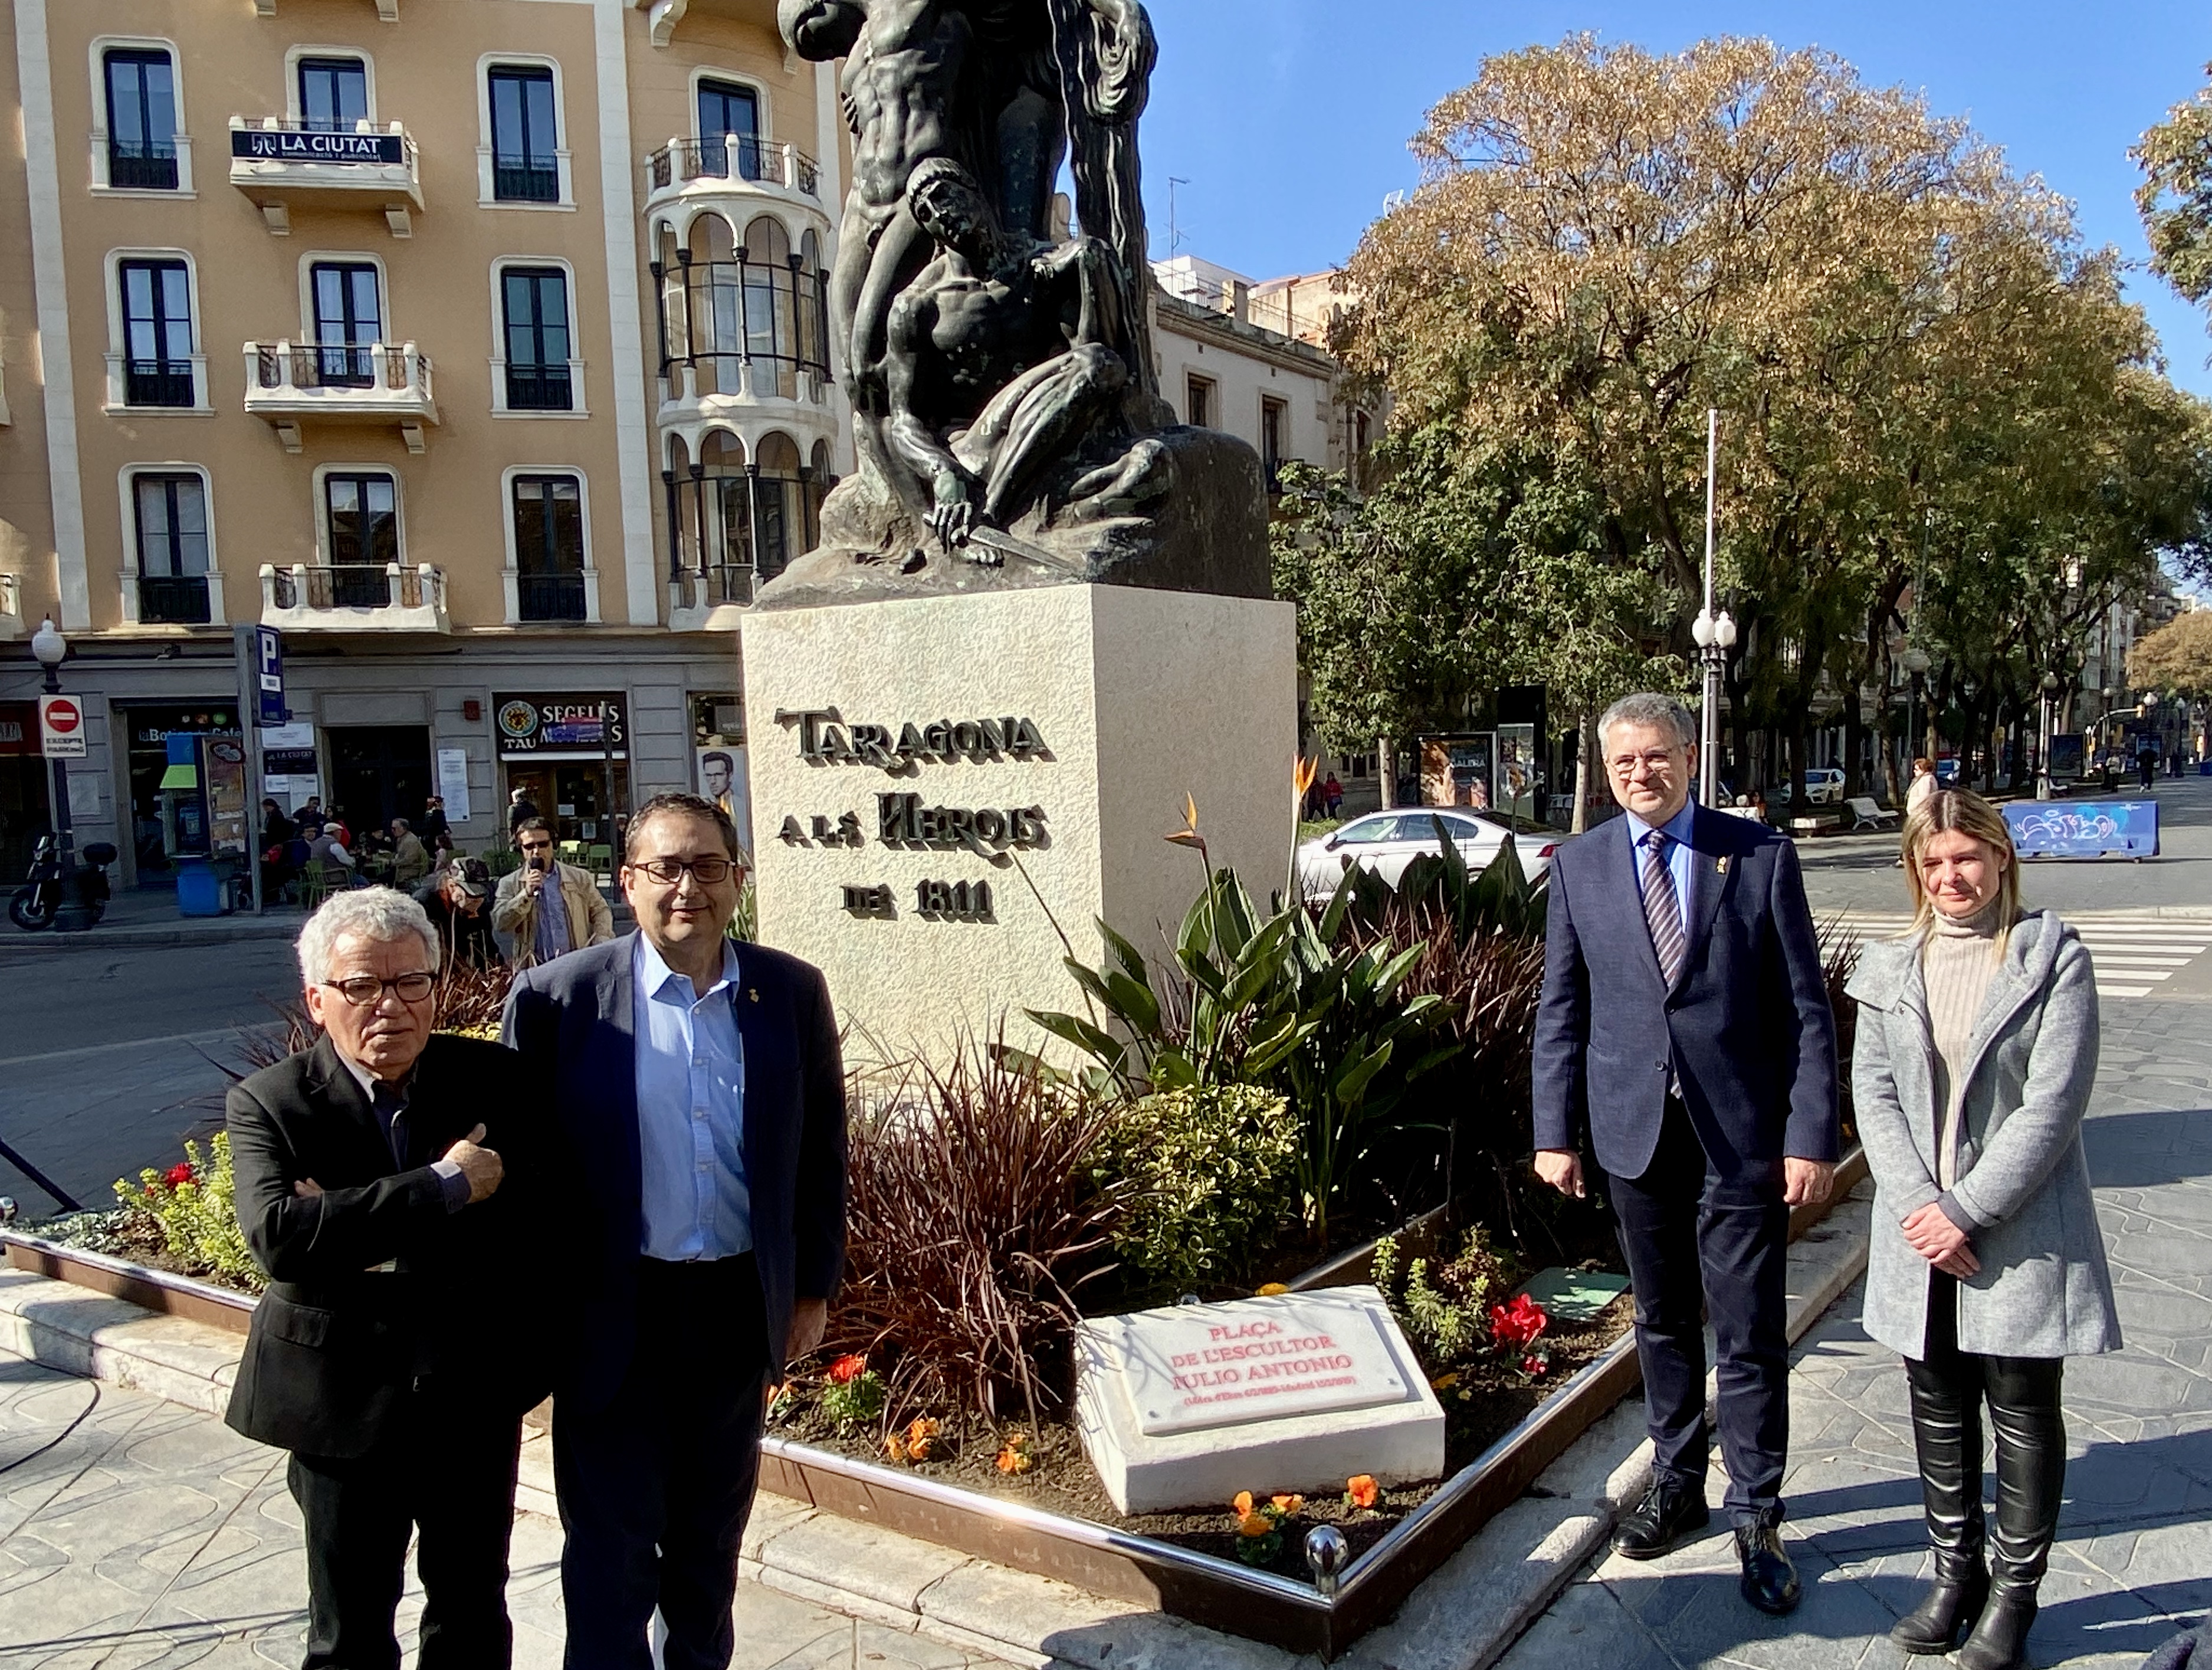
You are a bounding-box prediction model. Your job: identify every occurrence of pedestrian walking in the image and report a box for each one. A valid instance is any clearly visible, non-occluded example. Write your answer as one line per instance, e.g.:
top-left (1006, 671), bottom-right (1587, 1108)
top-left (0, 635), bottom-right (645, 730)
top-left (1532, 691), bottom-right (1837, 1617)
top-left (224, 890), bottom-right (557, 1669)
top-left (501, 793), bottom-right (846, 1670)
top-left (507, 787), bottom-right (540, 842)
top-left (419, 795), bottom-right (451, 851)
top-left (491, 818), bottom-right (613, 969)
top-left (1907, 758), bottom-right (1938, 815)
top-left (1846, 788), bottom-right (2119, 1670)
top-left (1323, 772), bottom-right (1344, 818)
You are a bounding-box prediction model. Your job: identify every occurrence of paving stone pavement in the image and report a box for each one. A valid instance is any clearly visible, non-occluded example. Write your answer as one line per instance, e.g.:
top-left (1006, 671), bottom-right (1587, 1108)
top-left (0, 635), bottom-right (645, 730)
top-left (1497, 1000), bottom-right (2212, 1670)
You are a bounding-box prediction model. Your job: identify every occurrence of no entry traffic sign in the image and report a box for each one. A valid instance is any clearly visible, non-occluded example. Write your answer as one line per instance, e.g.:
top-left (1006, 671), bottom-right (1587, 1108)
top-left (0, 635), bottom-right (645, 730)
top-left (38, 695), bottom-right (86, 758)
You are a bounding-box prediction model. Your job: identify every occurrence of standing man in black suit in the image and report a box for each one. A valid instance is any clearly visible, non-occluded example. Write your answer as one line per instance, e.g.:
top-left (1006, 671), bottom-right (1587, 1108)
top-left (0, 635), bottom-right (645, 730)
top-left (503, 792), bottom-right (846, 1670)
top-left (1533, 693), bottom-right (1838, 1615)
top-left (226, 888), bottom-right (555, 1669)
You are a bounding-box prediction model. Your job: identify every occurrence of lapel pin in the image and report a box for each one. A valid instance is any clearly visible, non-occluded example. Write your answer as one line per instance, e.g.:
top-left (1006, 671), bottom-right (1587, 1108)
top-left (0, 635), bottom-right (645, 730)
top-left (1716, 855), bottom-right (1730, 876)
top-left (747, 988), bottom-right (760, 1002)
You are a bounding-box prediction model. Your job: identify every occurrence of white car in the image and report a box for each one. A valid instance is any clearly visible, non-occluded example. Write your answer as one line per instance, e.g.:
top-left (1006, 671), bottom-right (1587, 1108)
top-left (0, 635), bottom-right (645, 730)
top-left (1801, 767), bottom-right (1846, 806)
top-left (1297, 809), bottom-right (1555, 901)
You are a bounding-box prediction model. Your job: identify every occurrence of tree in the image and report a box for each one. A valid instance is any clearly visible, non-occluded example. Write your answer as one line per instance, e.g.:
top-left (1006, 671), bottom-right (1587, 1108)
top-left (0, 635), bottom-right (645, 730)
top-left (2130, 608), bottom-right (2212, 700)
top-left (2136, 64), bottom-right (2212, 313)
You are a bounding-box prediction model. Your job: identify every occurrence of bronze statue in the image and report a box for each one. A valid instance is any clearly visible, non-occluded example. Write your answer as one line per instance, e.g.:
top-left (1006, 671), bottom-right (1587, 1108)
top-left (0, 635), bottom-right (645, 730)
top-left (766, 0), bottom-right (1268, 606)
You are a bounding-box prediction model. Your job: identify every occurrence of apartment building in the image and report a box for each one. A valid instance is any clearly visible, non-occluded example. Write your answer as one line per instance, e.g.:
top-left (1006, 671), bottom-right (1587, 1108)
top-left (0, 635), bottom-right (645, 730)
top-left (0, 0), bottom-right (848, 885)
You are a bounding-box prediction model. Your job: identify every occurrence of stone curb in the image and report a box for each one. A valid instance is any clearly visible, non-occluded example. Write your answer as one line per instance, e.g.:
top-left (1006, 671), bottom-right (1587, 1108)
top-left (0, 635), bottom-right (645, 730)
top-left (0, 920), bottom-right (305, 955)
top-left (0, 1188), bottom-right (1875, 1670)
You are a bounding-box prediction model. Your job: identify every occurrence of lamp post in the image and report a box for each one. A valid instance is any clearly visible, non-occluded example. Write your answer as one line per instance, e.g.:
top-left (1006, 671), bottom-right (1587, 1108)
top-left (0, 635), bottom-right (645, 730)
top-left (1902, 646), bottom-right (1931, 789)
top-left (1692, 408), bottom-right (1735, 806)
top-left (28, 617), bottom-right (73, 874)
top-left (2037, 671), bottom-right (2059, 800)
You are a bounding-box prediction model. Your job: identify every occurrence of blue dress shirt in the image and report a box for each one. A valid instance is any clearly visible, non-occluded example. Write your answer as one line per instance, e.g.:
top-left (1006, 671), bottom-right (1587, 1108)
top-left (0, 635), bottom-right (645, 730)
top-left (632, 934), bottom-right (752, 1262)
top-left (534, 870), bottom-right (573, 963)
top-left (1623, 799), bottom-right (1697, 941)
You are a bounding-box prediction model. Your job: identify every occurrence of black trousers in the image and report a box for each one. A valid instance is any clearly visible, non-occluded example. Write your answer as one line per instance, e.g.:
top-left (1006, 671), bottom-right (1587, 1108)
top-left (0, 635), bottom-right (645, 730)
top-left (555, 1254), bottom-right (770, 1670)
top-left (287, 1389), bottom-right (523, 1670)
top-left (1605, 1102), bottom-right (1792, 1526)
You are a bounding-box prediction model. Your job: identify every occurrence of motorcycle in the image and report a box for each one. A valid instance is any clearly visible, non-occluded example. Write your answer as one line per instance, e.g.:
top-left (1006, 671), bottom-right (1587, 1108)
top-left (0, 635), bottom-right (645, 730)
top-left (9, 837), bottom-right (116, 931)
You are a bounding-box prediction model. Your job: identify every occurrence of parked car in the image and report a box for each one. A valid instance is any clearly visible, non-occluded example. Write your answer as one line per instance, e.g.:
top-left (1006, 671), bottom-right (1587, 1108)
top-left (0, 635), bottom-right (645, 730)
top-left (1801, 767), bottom-right (1846, 805)
top-left (1296, 809), bottom-right (1555, 902)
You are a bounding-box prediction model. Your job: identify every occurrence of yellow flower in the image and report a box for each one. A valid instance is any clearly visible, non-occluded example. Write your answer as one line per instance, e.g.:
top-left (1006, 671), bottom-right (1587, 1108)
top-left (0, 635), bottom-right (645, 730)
top-left (1256, 1282), bottom-right (1291, 1297)
top-left (1238, 1512), bottom-right (1275, 1538)
top-left (1271, 1494), bottom-right (1304, 1516)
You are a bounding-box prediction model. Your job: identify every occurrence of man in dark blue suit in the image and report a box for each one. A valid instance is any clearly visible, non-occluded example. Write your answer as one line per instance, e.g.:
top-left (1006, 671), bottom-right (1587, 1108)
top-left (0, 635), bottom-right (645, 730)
top-left (503, 792), bottom-right (846, 1670)
top-left (1533, 693), bottom-right (1837, 1615)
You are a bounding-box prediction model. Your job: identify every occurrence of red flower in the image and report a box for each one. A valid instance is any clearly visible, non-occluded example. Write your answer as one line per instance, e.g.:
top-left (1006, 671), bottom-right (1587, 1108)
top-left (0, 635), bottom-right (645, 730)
top-left (1521, 1353), bottom-right (1549, 1378)
top-left (163, 1163), bottom-right (196, 1189)
top-left (1489, 1294), bottom-right (1549, 1350)
top-left (826, 1353), bottom-right (868, 1386)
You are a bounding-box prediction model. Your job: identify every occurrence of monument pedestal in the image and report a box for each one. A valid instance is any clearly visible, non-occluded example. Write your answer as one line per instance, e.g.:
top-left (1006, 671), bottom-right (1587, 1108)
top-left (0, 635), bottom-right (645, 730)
top-left (740, 584), bottom-right (1295, 1059)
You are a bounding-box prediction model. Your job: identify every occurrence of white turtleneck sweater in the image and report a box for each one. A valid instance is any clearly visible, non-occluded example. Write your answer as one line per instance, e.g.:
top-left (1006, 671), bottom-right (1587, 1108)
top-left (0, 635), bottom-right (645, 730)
top-left (1921, 898), bottom-right (2004, 1189)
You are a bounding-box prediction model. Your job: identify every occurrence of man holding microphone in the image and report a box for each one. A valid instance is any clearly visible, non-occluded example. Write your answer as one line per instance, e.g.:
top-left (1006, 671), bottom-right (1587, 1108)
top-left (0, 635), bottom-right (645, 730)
top-left (493, 816), bottom-right (613, 969)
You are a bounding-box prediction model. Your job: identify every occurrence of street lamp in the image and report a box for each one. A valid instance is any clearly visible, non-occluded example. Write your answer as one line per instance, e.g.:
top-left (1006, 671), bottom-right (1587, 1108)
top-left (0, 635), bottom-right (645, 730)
top-left (28, 617), bottom-right (73, 874)
top-left (1902, 646), bottom-right (1931, 789)
top-left (2037, 671), bottom-right (2059, 800)
top-left (1692, 605), bottom-right (1737, 807)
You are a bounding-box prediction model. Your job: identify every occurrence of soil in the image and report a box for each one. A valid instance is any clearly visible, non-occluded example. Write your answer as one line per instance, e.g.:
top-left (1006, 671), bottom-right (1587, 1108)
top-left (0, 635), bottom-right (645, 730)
top-left (769, 1292), bottom-right (1633, 1585)
top-left (22, 1211), bottom-right (260, 1295)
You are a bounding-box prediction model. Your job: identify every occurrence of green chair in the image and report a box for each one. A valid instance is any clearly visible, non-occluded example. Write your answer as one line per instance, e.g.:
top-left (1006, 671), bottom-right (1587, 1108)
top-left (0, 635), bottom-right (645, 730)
top-left (586, 844), bottom-right (612, 878)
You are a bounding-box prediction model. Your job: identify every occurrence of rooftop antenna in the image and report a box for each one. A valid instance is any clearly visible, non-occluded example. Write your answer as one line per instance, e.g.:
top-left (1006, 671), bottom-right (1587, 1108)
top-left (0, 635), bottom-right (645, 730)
top-left (1167, 176), bottom-right (1190, 255)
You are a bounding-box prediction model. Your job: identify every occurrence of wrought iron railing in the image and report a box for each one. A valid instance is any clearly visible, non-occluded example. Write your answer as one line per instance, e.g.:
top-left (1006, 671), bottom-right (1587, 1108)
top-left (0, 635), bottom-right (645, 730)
top-left (494, 160), bottom-right (560, 203)
top-left (138, 574), bottom-right (210, 625)
top-left (504, 363), bottom-right (573, 412)
top-left (657, 257), bottom-right (832, 389)
top-left (109, 141), bottom-right (178, 190)
top-left (672, 565), bottom-right (757, 612)
top-left (125, 359), bottom-right (196, 408)
top-left (518, 573), bottom-right (588, 622)
top-left (645, 134), bottom-right (819, 199)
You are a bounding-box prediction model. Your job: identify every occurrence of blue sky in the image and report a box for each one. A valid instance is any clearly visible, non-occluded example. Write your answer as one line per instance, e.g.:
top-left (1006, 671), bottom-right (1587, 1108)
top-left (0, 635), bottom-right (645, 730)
top-left (1136, 0), bottom-right (2212, 397)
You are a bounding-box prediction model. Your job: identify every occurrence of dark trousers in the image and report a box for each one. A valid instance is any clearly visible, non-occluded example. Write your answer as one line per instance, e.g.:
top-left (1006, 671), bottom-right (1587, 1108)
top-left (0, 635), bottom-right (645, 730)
top-left (555, 1254), bottom-right (770, 1670)
top-left (287, 1391), bottom-right (523, 1670)
top-left (1606, 1103), bottom-right (1791, 1526)
top-left (1905, 1272), bottom-right (2066, 1588)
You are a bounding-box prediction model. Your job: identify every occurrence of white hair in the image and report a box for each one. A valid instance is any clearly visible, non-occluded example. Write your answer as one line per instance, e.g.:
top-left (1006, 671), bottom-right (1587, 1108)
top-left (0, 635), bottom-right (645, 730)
top-left (296, 887), bottom-right (442, 987)
top-left (1599, 691), bottom-right (1697, 750)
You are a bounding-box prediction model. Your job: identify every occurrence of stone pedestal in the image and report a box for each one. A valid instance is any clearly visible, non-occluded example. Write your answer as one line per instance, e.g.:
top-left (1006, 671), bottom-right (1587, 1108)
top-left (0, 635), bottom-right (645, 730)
top-left (739, 584), bottom-right (1295, 1060)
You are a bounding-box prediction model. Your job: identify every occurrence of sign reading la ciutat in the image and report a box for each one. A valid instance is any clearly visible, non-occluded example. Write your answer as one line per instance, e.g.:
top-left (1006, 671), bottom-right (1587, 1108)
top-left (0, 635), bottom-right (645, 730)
top-left (772, 708), bottom-right (1051, 924)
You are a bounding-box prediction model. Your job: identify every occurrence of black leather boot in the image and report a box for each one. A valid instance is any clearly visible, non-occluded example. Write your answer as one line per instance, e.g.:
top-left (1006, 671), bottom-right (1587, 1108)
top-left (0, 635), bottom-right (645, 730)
top-left (1956, 1356), bottom-right (2065, 1670)
top-left (1894, 1347), bottom-right (1988, 1653)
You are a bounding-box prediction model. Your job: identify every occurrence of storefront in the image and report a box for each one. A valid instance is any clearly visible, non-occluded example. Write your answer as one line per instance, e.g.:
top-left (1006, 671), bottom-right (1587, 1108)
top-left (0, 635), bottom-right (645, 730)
top-left (0, 701), bottom-right (52, 881)
top-left (690, 690), bottom-right (750, 854)
top-left (116, 700), bottom-right (242, 885)
top-left (494, 691), bottom-right (629, 848)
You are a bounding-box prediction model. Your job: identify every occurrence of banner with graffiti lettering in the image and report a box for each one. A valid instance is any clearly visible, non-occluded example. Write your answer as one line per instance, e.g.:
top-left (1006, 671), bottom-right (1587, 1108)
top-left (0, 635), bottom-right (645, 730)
top-left (2002, 800), bottom-right (2160, 861)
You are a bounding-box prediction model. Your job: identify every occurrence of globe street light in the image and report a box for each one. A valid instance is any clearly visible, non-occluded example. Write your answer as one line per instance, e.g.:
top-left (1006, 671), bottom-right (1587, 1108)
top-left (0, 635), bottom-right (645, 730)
top-left (28, 616), bottom-right (73, 871)
top-left (2037, 670), bottom-right (2059, 801)
top-left (1692, 606), bottom-right (1737, 807)
top-left (1901, 646), bottom-right (1931, 790)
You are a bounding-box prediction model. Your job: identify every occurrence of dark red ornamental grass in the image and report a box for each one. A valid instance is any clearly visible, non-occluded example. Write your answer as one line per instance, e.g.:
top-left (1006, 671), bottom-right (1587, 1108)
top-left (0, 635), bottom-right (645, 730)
top-left (823, 1035), bottom-right (1130, 1435)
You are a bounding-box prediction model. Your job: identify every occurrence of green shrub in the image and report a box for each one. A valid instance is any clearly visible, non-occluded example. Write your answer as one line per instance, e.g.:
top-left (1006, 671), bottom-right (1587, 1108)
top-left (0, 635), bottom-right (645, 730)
top-left (1370, 1223), bottom-right (1514, 1367)
top-left (113, 1132), bottom-right (265, 1293)
top-left (1095, 1084), bottom-right (1300, 1292)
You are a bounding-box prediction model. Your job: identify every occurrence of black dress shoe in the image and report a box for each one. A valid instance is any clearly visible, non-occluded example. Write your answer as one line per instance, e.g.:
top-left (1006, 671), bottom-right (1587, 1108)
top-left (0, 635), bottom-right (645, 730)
top-left (1891, 1563), bottom-right (1990, 1655)
top-left (1612, 1480), bottom-right (1711, 1559)
top-left (1954, 1587), bottom-right (2038, 1670)
top-left (1735, 1520), bottom-right (1803, 1615)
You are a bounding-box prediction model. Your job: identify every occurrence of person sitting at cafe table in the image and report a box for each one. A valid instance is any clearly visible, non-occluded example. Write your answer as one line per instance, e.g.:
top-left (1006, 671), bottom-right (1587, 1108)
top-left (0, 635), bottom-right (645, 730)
top-left (491, 818), bottom-right (612, 969)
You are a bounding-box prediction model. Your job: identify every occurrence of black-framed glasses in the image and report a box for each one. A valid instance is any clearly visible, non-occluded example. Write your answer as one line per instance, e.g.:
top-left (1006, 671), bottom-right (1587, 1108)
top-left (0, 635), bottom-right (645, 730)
top-left (517, 838), bottom-right (554, 853)
top-left (321, 972), bottom-right (437, 1006)
top-left (626, 857), bottom-right (736, 886)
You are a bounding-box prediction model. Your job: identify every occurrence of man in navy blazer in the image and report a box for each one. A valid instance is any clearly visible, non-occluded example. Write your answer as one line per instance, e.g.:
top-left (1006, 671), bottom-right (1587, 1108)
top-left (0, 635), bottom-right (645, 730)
top-left (1533, 693), bottom-right (1837, 1616)
top-left (503, 792), bottom-right (845, 1670)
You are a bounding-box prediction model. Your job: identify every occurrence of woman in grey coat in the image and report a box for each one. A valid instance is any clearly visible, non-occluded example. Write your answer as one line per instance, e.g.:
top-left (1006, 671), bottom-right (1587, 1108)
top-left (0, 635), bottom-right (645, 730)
top-left (1847, 788), bottom-right (2119, 1670)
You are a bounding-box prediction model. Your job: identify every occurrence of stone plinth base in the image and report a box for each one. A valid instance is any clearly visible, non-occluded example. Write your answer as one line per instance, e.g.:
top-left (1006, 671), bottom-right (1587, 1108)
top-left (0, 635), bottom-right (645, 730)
top-left (739, 584), bottom-right (1295, 1061)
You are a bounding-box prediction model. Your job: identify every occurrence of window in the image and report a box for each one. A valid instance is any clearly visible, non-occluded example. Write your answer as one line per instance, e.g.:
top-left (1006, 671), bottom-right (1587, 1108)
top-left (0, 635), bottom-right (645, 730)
top-left (119, 259), bottom-right (194, 407)
top-left (488, 67), bottom-right (559, 203)
top-left (1187, 375), bottom-right (1213, 429)
top-left (1261, 395), bottom-right (1287, 487)
top-left (501, 267), bottom-right (572, 411)
top-left (104, 50), bottom-right (178, 190)
top-left (133, 473), bottom-right (210, 624)
top-left (324, 472), bottom-right (398, 605)
top-left (298, 57), bottom-right (367, 132)
top-left (753, 431), bottom-right (803, 580)
top-left (512, 473), bottom-right (586, 621)
top-left (697, 78), bottom-right (760, 180)
top-left (310, 262), bottom-right (382, 386)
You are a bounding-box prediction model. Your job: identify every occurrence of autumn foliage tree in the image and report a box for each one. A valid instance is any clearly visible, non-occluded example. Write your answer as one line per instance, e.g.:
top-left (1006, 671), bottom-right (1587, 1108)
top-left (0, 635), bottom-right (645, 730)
top-left (2129, 609), bottom-right (2212, 701)
top-left (2136, 63), bottom-right (2212, 313)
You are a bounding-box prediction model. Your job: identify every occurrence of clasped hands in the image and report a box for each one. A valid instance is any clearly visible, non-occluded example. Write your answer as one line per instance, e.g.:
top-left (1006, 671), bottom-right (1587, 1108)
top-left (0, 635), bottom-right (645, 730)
top-left (1901, 1201), bottom-right (1979, 1278)
top-left (1533, 1150), bottom-right (1837, 1207)
top-left (291, 1124), bottom-right (506, 1206)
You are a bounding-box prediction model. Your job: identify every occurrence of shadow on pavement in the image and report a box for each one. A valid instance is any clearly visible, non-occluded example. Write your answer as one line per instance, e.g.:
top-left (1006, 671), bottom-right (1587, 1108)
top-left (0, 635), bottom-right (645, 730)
top-left (2083, 1108), bottom-right (2212, 1189)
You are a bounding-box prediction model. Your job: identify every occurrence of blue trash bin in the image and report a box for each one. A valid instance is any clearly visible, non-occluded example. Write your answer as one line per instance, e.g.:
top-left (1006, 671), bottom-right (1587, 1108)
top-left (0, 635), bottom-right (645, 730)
top-left (174, 855), bottom-right (227, 917)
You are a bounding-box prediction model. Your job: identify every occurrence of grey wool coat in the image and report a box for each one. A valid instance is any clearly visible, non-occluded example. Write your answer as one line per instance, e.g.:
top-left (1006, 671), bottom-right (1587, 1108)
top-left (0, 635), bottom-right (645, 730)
top-left (1846, 908), bottom-right (2121, 1361)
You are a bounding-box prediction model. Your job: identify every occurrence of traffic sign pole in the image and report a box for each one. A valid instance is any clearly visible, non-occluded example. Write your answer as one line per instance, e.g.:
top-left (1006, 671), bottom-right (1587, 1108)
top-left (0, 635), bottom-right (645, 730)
top-left (35, 695), bottom-right (78, 877)
top-left (234, 626), bottom-right (265, 915)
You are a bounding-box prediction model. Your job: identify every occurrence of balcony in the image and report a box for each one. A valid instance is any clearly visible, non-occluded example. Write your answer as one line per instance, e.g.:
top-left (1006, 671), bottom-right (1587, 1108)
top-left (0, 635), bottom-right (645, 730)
top-left (254, 0), bottom-right (399, 17)
top-left (259, 562), bottom-right (449, 633)
top-left (229, 117), bottom-right (422, 235)
top-left (503, 569), bottom-right (599, 625)
top-left (0, 573), bottom-right (23, 641)
top-left (635, 0), bottom-right (781, 48)
top-left (654, 254), bottom-right (838, 434)
top-left (667, 563), bottom-right (756, 634)
top-left (642, 135), bottom-right (826, 231)
top-left (242, 341), bottom-right (438, 453)
top-left (117, 568), bottom-right (226, 628)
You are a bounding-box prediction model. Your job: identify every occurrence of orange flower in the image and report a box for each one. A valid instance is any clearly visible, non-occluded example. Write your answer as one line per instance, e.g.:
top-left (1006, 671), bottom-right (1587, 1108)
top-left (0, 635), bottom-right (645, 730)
top-left (1345, 1475), bottom-right (1379, 1510)
top-left (1238, 1512), bottom-right (1275, 1538)
top-left (1256, 1282), bottom-right (1290, 1297)
top-left (901, 1417), bottom-right (944, 1462)
top-left (1232, 1490), bottom-right (1255, 1515)
top-left (996, 1432), bottom-right (1035, 1475)
top-left (1271, 1494), bottom-right (1304, 1516)
top-left (826, 1353), bottom-right (868, 1385)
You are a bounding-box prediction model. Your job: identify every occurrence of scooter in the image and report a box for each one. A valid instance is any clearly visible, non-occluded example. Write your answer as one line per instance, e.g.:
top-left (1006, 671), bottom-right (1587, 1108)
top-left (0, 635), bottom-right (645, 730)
top-left (9, 837), bottom-right (116, 932)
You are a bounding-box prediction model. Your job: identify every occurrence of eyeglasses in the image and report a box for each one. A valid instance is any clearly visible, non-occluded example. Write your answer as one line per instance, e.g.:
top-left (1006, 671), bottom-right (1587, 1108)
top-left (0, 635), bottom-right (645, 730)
top-left (626, 856), bottom-right (736, 886)
top-left (321, 972), bottom-right (437, 1006)
top-left (1608, 750), bottom-right (1681, 779)
top-left (518, 839), bottom-right (553, 853)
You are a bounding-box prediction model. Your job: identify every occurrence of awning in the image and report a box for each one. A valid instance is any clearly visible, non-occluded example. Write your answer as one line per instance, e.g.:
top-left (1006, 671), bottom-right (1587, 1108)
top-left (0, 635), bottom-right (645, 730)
top-left (159, 763), bottom-right (199, 790)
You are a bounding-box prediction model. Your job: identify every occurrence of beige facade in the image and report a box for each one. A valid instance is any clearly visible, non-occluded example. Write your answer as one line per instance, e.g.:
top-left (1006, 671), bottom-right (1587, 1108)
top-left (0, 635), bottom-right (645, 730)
top-left (0, 0), bottom-right (849, 883)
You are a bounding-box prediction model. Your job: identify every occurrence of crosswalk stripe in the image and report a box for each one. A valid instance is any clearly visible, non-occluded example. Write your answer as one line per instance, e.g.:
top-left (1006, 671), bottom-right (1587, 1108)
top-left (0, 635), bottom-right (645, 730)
top-left (1820, 910), bottom-right (2212, 1002)
top-left (2101, 986), bottom-right (2158, 998)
